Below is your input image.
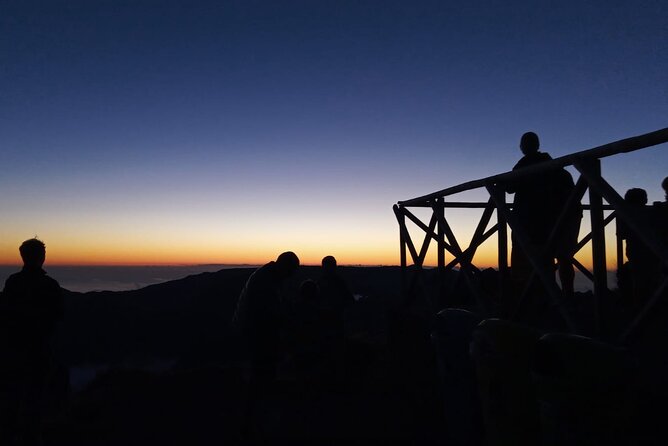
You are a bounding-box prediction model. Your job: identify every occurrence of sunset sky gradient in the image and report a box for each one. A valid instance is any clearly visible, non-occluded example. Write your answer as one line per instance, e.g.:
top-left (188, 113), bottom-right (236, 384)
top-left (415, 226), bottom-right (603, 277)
top-left (1, 0), bottom-right (666, 267)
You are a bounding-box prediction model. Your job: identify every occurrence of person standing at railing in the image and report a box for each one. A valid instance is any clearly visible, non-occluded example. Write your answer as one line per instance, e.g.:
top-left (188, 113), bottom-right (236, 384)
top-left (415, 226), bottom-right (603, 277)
top-left (618, 188), bottom-right (660, 306)
top-left (504, 132), bottom-right (581, 301)
top-left (653, 177), bottom-right (668, 264)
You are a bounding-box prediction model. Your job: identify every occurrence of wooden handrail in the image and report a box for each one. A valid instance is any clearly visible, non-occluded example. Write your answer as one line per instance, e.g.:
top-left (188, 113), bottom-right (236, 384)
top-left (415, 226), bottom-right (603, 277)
top-left (398, 127), bottom-right (668, 206)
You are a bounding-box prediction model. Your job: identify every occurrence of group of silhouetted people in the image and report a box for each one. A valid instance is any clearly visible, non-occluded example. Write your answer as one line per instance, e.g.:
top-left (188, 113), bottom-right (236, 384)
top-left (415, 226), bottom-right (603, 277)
top-left (231, 252), bottom-right (355, 436)
top-left (232, 252), bottom-right (354, 389)
top-left (289, 256), bottom-right (354, 386)
top-left (505, 131), bottom-right (667, 310)
top-left (0, 242), bottom-right (357, 443)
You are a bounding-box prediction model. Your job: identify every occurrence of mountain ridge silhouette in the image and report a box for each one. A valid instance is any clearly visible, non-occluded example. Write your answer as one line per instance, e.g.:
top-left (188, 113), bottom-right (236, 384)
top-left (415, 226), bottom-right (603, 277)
top-left (57, 266), bottom-right (405, 367)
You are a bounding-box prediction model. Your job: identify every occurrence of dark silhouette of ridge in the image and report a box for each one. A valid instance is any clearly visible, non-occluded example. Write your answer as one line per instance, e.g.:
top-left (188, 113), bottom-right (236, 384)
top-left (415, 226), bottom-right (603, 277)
top-left (56, 265), bottom-right (404, 367)
top-left (43, 265), bottom-right (455, 445)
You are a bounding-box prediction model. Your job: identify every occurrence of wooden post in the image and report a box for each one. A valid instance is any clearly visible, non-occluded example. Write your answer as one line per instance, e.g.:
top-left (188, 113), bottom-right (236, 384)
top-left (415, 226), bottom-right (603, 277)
top-left (394, 205), bottom-right (407, 295)
top-left (436, 198), bottom-right (446, 307)
top-left (436, 199), bottom-right (446, 270)
top-left (585, 160), bottom-right (607, 338)
top-left (495, 186), bottom-right (509, 301)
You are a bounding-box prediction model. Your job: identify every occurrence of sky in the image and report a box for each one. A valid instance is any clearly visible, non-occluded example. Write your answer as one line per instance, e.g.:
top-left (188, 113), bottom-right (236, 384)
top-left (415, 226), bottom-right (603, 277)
top-left (1, 0), bottom-right (666, 267)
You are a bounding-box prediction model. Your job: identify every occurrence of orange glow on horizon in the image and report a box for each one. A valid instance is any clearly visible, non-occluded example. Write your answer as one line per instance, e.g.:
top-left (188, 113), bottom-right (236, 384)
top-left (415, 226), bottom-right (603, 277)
top-left (0, 234), bottom-right (622, 270)
top-left (0, 214), bottom-right (623, 271)
top-left (0, 242), bottom-right (403, 267)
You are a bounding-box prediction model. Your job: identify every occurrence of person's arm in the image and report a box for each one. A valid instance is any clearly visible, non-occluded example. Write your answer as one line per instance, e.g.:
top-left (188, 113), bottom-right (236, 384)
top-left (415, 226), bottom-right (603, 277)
top-left (502, 160), bottom-right (524, 194)
top-left (44, 278), bottom-right (64, 335)
top-left (0, 276), bottom-right (17, 309)
top-left (0, 278), bottom-right (10, 313)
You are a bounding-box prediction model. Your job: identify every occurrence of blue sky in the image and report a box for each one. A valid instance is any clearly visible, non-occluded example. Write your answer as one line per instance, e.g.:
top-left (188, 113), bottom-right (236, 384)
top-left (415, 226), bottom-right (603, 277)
top-left (1, 0), bottom-right (666, 265)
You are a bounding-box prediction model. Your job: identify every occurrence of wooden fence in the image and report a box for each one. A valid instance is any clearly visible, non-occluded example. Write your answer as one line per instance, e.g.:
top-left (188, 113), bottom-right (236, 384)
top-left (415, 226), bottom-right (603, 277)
top-left (395, 127), bottom-right (668, 340)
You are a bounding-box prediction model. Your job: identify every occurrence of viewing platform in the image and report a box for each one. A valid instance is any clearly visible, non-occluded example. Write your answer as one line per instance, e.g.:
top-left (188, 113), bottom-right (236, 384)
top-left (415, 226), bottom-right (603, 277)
top-left (394, 128), bottom-right (668, 445)
top-left (394, 127), bottom-right (668, 341)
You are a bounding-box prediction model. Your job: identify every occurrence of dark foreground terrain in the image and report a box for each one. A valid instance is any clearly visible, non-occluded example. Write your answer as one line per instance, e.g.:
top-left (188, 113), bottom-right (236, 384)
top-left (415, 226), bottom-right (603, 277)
top-left (42, 266), bottom-right (445, 445)
top-left (21, 266), bottom-right (668, 444)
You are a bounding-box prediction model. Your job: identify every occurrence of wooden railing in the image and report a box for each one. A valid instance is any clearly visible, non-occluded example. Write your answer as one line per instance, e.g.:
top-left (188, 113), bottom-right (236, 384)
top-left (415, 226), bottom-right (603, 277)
top-left (394, 127), bottom-right (668, 340)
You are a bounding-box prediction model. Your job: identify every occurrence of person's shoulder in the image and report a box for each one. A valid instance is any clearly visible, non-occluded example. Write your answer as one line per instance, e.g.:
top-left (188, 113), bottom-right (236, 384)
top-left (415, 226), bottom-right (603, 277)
top-left (514, 152), bottom-right (554, 173)
top-left (251, 262), bottom-right (276, 280)
top-left (258, 261), bottom-right (275, 273)
top-left (6, 271), bottom-right (23, 282)
top-left (528, 152), bottom-right (552, 164)
top-left (42, 274), bottom-right (62, 289)
top-left (512, 156), bottom-right (528, 170)
top-left (3, 271), bottom-right (23, 287)
top-left (245, 262), bottom-right (279, 293)
top-left (513, 152), bottom-right (549, 169)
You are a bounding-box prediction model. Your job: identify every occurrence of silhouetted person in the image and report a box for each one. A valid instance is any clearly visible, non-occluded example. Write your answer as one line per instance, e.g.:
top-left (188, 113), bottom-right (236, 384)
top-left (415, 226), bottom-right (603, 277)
top-left (505, 132), bottom-right (581, 301)
top-left (233, 251), bottom-right (300, 388)
top-left (317, 256), bottom-right (353, 381)
top-left (290, 280), bottom-right (328, 388)
top-left (618, 189), bottom-right (659, 304)
top-left (0, 239), bottom-right (63, 445)
top-left (317, 256), bottom-right (354, 328)
top-left (653, 177), bottom-right (668, 255)
top-left (234, 251), bottom-right (299, 440)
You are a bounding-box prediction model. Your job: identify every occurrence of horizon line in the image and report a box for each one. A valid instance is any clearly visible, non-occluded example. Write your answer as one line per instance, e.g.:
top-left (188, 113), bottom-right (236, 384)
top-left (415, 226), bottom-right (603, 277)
top-left (0, 262), bottom-right (401, 268)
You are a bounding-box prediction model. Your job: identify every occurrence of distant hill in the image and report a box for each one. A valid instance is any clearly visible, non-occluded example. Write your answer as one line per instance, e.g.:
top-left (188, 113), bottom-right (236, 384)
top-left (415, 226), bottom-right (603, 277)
top-left (47, 266), bottom-right (449, 445)
top-left (56, 266), bottom-right (405, 367)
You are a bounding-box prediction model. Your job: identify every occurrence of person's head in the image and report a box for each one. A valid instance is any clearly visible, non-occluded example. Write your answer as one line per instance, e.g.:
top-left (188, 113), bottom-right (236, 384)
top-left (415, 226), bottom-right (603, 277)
top-left (662, 176), bottom-right (668, 200)
top-left (299, 279), bottom-right (319, 302)
top-left (19, 238), bottom-right (46, 269)
top-left (624, 188), bottom-right (648, 206)
top-left (520, 132), bottom-right (540, 155)
top-left (322, 255), bottom-right (337, 272)
top-left (275, 251), bottom-right (300, 278)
